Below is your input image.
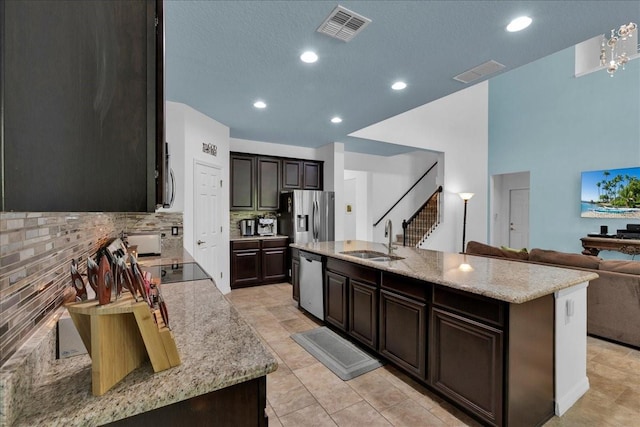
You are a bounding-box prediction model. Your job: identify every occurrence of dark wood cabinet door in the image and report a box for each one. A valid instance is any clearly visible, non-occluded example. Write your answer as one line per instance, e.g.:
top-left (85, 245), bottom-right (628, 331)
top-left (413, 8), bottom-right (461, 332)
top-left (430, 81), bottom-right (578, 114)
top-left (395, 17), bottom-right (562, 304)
top-left (282, 160), bottom-right (303, 189)
top-left (325, 271), bottom-right (348, 331)
top-left (303, 161), bottom-right (322, 190)
top-left (379, 290), bottom-right (426, 380)
top-left (430, 308), bottom-right (503, 426)
top-left (261, 247), bottom-right (287, 283)
top-left (231, 249), bottom-right (261, 288)
top-left (257, 157), bottom-right (280, 210)
top-left (349, 279), bottom-right (378, 350)
top-left (2, 0), bottom-right (160, 212)
top-left (292, 257), bottom-right (300, 301)
top-left (231, 154), bottom-right (255, 210)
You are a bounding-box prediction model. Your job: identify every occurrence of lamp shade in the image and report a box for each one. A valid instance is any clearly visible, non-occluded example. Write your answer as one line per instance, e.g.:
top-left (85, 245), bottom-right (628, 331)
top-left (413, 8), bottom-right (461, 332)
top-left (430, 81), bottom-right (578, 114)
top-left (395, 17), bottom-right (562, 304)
top-left (458, 192), bottom-right (474, 201)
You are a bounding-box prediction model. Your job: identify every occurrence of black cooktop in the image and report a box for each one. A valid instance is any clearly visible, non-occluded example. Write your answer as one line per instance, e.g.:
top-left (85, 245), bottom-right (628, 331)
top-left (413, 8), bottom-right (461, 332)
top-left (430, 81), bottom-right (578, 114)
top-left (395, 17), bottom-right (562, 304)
top-left (142, 262), bottom-right (210, 284)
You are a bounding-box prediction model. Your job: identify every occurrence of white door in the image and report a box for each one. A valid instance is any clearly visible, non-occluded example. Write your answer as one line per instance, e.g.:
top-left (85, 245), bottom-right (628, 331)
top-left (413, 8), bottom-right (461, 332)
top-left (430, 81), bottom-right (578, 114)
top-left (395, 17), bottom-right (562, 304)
top-left (509, 188), bottom-right (529, 249)
top-left (194, 161), bottom-right (220, 282)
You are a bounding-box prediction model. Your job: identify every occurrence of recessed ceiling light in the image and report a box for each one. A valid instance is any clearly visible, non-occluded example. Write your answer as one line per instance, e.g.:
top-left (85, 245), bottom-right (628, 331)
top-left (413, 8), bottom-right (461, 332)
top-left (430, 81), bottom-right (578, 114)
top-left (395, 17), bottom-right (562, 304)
top-left (300, 51), bottom-right (318, 63)
top-left (391, 81), bottom-right (407, 90)
top-left (506, 16), bottom-right (532, 32)
top-left (331, 116), bottom-right (342, 124)
top-left (253, 100), bottom-right (267, 109)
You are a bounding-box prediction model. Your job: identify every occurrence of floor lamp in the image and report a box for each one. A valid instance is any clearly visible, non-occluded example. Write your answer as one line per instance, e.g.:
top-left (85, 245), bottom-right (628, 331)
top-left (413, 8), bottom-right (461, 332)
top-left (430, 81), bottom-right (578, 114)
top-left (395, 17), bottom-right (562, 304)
top-left (459, 193), bottom-right (474, 253)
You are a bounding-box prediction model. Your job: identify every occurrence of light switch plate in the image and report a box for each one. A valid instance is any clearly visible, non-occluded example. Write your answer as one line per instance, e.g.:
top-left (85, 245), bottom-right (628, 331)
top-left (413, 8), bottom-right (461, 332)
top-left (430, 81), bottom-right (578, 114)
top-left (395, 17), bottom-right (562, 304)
top-left (171, 226), bottom-right (179, 236)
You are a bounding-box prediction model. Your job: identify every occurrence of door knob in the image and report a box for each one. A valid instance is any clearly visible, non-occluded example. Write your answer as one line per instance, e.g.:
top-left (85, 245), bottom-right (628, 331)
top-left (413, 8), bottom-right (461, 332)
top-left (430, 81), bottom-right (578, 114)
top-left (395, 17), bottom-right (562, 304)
top-left (197, 240), bottom-right (205, 245)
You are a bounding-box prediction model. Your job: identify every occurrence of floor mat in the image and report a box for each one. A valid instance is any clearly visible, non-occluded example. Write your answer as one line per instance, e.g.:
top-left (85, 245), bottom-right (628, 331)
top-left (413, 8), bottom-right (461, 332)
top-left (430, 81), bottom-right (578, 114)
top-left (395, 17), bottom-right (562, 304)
top-left (291, 327), bottom-right (383, 381)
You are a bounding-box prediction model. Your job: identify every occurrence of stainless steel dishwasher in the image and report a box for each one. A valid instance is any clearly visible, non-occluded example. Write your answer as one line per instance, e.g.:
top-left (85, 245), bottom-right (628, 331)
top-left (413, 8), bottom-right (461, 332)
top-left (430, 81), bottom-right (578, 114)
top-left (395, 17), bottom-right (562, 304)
top-left (299, 251), bottom-right (324, 320)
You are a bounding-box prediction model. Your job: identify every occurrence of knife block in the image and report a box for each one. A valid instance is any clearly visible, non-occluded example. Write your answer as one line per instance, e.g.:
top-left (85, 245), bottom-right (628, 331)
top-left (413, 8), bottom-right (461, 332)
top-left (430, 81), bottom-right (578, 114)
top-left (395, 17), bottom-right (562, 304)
top-left (67, 293), bottom-right (180, 396)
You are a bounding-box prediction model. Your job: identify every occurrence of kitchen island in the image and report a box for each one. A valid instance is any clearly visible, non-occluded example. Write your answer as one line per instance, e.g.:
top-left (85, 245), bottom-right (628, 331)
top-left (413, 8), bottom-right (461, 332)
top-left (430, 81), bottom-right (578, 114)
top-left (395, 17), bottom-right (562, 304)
top-left (6, 250), bottom-right (277, 426)
top-left (291, 241), bottom-right (598, 427)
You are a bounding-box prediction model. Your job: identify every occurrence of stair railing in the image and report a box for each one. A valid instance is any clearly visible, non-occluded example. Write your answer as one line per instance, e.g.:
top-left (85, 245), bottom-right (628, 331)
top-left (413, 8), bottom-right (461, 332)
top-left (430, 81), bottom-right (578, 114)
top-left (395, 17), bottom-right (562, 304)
top-left (402, 186), bottom-right (443, 247)
top-left (373, 161), bottom-right (438, 227)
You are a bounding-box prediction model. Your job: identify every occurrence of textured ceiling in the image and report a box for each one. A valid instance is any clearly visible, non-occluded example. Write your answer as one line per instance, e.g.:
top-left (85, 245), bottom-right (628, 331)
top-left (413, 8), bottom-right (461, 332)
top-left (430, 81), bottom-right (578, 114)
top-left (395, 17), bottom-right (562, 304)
top-left (165, 1), bottom-right (639, 156)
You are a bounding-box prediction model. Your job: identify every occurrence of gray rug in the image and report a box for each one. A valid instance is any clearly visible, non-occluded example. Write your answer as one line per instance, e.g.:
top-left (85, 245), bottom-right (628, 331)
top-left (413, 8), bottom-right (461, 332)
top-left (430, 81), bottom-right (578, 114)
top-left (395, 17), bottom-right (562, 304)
top-left (291, 327), bottom-right (383, 381)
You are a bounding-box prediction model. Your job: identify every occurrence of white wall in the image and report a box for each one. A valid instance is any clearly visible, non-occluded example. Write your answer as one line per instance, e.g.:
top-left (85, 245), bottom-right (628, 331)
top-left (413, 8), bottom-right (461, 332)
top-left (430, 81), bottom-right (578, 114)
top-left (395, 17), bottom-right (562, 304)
top-left (230, 138), bottom-right (320, 160)
top-left (344, 150), bottom-right (439, 244)
top-left (317, 143), bottom-right (345, 241)
top-left (166, 102), bottom-right (231, 293)
top-left (159, 102), bottom-right (186, 213)
top-left (343, 170), bottom-right (370, 240)
top-left (351, 82), bottom-right (489, 253)
top-left (343, 178), bottom-right (357, 240)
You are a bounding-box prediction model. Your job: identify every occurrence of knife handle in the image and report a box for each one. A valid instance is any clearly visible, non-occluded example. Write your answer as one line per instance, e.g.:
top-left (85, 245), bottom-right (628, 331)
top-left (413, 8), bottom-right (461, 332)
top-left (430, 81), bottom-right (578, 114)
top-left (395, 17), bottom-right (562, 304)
top-left (70, 259), bottom-right (87, 301)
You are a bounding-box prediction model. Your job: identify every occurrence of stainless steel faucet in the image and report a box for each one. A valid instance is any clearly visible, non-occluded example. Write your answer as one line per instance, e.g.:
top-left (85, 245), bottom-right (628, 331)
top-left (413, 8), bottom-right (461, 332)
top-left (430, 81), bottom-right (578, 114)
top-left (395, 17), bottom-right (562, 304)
top-left (384, 219), bottom-right (397, 253)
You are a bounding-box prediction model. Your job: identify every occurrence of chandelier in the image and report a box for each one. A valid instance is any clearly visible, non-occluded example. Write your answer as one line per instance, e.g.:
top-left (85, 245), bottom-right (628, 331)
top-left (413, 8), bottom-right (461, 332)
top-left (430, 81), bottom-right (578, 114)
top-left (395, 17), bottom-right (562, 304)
top-left (600, 22), bottom-right (638, 76)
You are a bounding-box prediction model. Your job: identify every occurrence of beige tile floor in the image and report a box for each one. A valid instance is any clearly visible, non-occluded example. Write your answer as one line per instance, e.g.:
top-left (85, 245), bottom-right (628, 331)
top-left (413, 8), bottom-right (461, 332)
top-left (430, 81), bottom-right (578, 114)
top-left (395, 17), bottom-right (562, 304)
top-left (226, 283), bottom-right (640, 426)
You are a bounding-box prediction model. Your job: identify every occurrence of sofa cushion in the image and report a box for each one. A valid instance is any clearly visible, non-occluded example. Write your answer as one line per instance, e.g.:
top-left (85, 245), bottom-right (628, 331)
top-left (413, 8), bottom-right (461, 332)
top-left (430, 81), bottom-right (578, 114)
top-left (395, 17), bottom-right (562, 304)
top-left (598, 260), bottom-right (640, 275)
top-left (465, 241), bottom-right (529, 260)
top-left (529, 248), bottom-right (600, 270)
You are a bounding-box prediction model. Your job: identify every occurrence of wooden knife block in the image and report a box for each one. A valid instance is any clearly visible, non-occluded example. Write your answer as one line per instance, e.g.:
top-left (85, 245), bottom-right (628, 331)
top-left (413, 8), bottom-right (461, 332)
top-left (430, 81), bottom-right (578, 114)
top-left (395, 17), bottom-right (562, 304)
top-left (67, 293), bottom-right (180, 396)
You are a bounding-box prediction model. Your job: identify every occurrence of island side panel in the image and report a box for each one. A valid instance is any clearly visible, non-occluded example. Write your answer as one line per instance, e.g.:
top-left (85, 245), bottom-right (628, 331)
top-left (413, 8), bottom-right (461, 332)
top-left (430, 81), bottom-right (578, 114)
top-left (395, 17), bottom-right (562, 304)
top-left (554, 283), bottom-right (589, 415)
top-left (506, 294), bottom-right (554, 426)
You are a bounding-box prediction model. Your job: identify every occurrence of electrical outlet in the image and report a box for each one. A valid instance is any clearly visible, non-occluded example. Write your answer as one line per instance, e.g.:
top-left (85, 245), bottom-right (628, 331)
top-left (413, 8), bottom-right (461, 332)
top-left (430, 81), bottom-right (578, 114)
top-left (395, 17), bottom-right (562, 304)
top-left (171, 226), bottom-right (179, 236)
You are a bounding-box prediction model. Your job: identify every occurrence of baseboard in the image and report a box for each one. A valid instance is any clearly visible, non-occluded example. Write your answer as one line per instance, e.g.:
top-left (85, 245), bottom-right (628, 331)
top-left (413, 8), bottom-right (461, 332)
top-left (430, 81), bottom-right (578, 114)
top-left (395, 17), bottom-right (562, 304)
top-left (555, 376), bottom-right (589, 416)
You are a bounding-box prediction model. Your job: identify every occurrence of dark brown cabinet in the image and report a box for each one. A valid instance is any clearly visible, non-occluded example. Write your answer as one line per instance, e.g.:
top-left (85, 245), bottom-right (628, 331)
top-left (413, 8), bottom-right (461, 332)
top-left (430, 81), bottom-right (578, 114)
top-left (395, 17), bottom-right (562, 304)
top-left (349, 279), bottom-right (378, 350)
top-left (231, 154), bottom-right (256, 210)
top-left (431, 308), bottom-right (503, 426)
top-left (282, 159), bottom-right (323, 190)
top-left (325, 271), bottom-right (348, 331)
top-left (230, 240), bottom-right (261, 287)
top-left (230, 153), bottom-right (323, 211)
top-left (291, 250), bottom-right (300, 301)
top-left (379, 290), bottom-right (427, 380)
top-left (1, 0), bottom-right (162, 212)
top-left (261, 239), bottom-right (287, 282)
top-left (282, 160), bottom-right (303, 189)
top-left (257, 157), bottom-right (280, 210)
top-left (303, 161), bottom-right (322, 190)
top-left (231, 238), bottom-right (288, 288)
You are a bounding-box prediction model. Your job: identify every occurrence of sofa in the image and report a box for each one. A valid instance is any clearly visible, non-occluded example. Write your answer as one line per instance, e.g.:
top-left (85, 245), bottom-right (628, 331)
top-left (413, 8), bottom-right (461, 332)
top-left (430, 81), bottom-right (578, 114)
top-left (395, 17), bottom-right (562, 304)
top-left (465, 241), bottom-right (640, 349)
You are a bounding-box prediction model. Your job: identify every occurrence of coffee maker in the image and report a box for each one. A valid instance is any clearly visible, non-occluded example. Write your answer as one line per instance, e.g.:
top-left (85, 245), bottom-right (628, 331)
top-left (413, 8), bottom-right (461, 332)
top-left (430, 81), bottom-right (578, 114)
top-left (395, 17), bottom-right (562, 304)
top-left (239, 219), bottom-right (255, 236)
top-left (256, 217), bottom-right (277, 236)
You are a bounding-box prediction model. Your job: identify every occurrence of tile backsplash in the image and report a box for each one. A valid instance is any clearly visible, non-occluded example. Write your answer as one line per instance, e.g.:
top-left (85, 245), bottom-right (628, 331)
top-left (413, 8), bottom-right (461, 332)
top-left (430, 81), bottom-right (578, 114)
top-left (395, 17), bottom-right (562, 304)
top-left (0, 211), bottom-right (183, 366)
top-left (229, 211), bottom-right (277, 238)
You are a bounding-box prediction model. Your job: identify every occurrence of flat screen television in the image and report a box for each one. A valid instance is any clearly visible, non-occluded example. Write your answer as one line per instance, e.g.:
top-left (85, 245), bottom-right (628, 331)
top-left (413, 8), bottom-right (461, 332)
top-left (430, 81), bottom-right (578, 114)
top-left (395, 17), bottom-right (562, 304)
top-left (581, 166), bottom-right (640, 218)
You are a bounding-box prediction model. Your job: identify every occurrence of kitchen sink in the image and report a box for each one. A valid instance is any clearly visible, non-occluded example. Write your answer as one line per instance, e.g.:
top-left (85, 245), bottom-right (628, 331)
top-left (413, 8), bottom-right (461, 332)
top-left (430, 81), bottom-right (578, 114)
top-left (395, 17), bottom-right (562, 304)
top-left (340, 250), bottom-right (404, 262)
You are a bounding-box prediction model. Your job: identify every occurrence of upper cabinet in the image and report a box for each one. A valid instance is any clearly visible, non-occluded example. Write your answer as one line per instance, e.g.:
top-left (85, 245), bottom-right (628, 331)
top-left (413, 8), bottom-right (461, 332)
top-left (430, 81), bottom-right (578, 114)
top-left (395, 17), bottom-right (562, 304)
top-left (1, 0), bottom-right (164, 212)
top-left (230, 152), bottom-right (323, 211)
top-left (281, 160), bottom-right (323, 191)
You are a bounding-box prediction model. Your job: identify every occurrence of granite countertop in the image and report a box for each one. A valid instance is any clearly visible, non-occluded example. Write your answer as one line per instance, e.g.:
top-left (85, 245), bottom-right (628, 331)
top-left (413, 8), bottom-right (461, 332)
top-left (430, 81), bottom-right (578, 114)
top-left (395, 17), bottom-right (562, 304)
top-left (13, 253), bottom-right (278, 426)
top-left (230, 234), bottom-right (289, 241)
top-left (292, 240), bottom-right (599, 304)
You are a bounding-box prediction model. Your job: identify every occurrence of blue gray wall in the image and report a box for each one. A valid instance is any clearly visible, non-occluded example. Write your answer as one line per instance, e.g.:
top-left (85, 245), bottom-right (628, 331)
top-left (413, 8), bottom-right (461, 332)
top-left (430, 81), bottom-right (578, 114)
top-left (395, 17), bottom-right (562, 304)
top-left (489, 47), bottom-right (640, 256)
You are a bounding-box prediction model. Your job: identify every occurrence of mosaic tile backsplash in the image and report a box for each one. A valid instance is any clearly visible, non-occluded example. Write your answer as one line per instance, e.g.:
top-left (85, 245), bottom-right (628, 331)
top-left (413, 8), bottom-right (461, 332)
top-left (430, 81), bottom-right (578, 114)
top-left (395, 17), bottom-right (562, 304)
top-left (0, 211), bottom-right (183, 366)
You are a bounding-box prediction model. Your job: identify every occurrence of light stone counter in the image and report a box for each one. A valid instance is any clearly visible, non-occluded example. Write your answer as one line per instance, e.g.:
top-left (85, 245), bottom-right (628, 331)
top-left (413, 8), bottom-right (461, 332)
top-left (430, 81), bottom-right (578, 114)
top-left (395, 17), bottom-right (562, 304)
top-left (229, 234), bottom-right (289, 241)
top-left (8, 252), bottom-right (277, 426)
top-left (292, 240), bottom-right (598, 304)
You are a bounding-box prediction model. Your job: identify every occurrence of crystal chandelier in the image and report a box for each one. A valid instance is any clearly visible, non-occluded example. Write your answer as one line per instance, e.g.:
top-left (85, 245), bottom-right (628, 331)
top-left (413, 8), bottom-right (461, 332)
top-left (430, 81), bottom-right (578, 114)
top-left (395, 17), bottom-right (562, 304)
top-left (600, 22), bottom-right (638, 76)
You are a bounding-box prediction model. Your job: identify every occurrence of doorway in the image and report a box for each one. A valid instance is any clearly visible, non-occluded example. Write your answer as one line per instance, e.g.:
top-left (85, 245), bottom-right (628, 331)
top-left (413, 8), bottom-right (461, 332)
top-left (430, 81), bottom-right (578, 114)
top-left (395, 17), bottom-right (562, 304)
top-left (491, 171), bottom-right (530, 248)
top-left (193, 161), bottom-right (221, 281)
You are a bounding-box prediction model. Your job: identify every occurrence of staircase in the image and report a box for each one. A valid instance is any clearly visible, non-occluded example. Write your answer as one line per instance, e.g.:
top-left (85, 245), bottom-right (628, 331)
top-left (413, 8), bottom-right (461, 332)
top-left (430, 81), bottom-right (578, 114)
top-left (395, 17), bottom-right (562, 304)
top-left (402, 186), bottom-right (442, 247)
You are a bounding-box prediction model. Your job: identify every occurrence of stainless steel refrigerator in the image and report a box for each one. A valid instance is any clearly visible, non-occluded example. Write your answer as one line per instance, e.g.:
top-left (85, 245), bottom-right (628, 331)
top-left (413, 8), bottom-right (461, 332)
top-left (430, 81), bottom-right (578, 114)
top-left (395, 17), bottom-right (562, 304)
top-left (279, 190), bottom-right (335, 243)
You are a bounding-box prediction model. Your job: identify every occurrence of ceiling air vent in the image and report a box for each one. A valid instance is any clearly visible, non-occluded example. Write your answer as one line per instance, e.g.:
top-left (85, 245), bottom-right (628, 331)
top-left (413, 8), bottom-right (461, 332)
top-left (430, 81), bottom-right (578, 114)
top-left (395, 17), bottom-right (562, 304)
top-left (317, 5), bottom-right (371, 42)
top-left (453, 60), bottom-right (506, 84)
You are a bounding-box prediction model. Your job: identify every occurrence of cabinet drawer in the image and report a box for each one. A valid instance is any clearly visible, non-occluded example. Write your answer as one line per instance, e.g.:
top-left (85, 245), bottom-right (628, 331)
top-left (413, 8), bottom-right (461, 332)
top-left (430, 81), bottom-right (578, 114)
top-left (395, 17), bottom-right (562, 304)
top-left (433, 287), bottom-right (504, 327)
top-left (232, 240), bottom-right (261, 250)
top-left (261, 238), bottom-right (288, 249)
top-left (381, 272), bottom-right (430, 302)
top-left (327, 258), bottom-right (378, 286)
